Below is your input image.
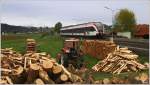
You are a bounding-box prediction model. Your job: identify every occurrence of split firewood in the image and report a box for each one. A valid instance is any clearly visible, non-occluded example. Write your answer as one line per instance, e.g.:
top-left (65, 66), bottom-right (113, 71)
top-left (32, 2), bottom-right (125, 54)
top-left (120, 49), bottom-right (132, 53)
top-left (131, 60), bottom-right (145, 69)
top-left (102, 63), bottom-right (114, 72)
top-left (119, 47), bottom-right (128, 50)
top-left (128, 65), bottom-right (137, 71)
top-left (92, 46), bottom-right (145, 74)
top-left (12, 65), bottom-right (24, 75)
top-left (1, 48), bottom-right (86, 84)
top-left (24, 57), bottom-right (27, 69)
top-left (116, 53), bottom-right (138, 60)
top-left (1, 68), bottom-right (12, 73)
top-left (5, 76), bottom-right (13, 84)
top-left (0, 79), bottom-right (8, 84)
top-left (39, 52), bottom-right (47, 56)
top-left (117, 63), bottom-right (127, 74)
top-left (60, 65), bottom-right (71, 78)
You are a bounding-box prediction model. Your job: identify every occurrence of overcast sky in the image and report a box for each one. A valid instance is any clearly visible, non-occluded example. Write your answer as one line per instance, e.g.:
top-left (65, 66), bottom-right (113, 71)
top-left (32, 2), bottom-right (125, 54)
top-left (1, 0), bottom-right (150, 27)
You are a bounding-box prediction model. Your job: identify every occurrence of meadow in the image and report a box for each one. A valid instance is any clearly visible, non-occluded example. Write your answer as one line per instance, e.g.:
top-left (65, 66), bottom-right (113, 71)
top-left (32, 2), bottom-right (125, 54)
top-left (1, 33), bottom-right (149, 81)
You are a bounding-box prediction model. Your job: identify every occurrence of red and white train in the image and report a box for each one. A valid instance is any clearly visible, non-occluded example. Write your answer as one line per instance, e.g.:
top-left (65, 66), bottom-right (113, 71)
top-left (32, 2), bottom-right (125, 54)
top-left (60, 22), bottom-right (108, 38)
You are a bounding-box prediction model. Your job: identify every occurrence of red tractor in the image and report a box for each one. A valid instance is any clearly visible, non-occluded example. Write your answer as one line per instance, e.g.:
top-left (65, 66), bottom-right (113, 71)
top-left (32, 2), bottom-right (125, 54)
top-left (57, 38), bottom-right (84, 69)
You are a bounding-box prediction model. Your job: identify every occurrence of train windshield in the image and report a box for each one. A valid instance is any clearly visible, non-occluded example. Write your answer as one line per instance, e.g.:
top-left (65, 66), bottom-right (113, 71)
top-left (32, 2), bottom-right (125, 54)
top-left (94, 23), bottom-right (104, 31)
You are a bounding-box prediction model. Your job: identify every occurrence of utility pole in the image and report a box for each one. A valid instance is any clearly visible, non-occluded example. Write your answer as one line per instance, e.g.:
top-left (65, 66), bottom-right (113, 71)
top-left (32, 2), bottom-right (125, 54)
top-left (104, 6), bottom-right (115, 42)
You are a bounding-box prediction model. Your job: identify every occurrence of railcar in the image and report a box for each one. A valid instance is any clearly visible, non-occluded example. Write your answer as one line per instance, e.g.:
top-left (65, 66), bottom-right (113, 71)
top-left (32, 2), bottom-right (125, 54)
top-left (60, 22), bottom-right (107, 38)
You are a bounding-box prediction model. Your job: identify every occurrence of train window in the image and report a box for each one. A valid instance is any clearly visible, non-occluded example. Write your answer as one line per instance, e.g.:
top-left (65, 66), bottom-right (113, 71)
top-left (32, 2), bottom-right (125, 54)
top-left (60, 26), bottom-right (96, 33)
top-left (85, 27), bottom-right (96, 31)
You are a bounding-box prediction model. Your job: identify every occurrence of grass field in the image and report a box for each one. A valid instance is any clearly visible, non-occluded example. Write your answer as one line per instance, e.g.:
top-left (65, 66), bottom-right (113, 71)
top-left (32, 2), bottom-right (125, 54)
top-left (2, 33), bottom-right (63, 58)
top-left (1, 33), bottom-right (149, 81)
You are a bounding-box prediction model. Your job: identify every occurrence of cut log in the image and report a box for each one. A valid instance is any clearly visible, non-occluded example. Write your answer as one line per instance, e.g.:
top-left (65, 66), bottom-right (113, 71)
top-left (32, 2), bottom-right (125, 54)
top-left (52, 65), bottom-right (62, 74)
top-left (34, 78), bottom-right (44, 85)
top-left (59, 65), bottom-right (83, 83)
top-left (42, 60), bottom-right (53, 71)
top-left (55, 74), bottom-right (68, 83)
top-left (103, 78), bottom-right (111, 84)
top-left (60, 74), bottom-right (68, 82)
top-left (39, 69), bottom-right (55, 84)
top-left (70, 74), bottom-right (83, 83)
top-left (26, 64), bottom-right (40, 83)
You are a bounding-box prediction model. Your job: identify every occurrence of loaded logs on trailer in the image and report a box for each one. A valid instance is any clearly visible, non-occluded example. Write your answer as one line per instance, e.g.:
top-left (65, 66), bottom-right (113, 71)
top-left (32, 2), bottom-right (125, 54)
top-left (92, 46), bottom-right (148, 74)
top-left (0, 48), bottom-right (83, 84)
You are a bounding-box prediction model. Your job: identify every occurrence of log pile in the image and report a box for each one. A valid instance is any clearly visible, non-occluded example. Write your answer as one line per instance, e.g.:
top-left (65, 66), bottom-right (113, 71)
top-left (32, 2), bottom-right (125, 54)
top-left (26, 39), bottom-right (36, 53)
top-left (0, 48), bottom-right (83, 84)
top-left (92, 46), bottom-right (147, 74)
top-left (82, 40), bottom-right (116, 59)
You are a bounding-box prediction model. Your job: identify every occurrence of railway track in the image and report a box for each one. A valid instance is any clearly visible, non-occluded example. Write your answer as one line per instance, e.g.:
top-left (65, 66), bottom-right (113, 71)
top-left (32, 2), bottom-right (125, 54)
top-left (114, 38), bottom-right (149, 57)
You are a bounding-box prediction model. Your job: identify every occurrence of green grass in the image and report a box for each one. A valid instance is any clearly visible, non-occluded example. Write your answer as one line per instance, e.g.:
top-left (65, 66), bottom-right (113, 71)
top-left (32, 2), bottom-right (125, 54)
top-left (92, 69), bottom-right (149, 80)
top-left (83, 55), bottom-right (99, 68)
top-left (1, 33), bottom-right (64, 58)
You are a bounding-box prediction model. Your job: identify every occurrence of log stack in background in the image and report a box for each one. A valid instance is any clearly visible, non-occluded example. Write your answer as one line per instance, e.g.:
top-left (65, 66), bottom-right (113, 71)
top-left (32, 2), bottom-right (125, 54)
top-left (26, 39), bottom-right (36, 53)
top-left (0, 48), bottom-right (83, 84)
top-left (82, 40), bottom-right (117, 59)
top-left (92, 46), bottom-right (147, 74)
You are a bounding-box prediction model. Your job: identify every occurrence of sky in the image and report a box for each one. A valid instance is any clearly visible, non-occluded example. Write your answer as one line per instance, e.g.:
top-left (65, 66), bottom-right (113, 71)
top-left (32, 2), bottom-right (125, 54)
top-left (1, 0), bottom-right (150, 27)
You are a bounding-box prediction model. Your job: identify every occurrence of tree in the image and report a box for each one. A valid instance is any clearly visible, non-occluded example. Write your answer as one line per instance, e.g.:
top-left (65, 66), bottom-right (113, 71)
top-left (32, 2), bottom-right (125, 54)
top-left (113, 9), bottom-right (136, 34)
top-left (54, 22), bottom-right (62, 33)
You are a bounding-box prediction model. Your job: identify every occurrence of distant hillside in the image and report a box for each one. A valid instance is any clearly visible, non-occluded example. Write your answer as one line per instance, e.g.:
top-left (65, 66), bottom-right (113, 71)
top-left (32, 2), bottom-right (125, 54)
top-left (1, 23), bottom-right (51, 33)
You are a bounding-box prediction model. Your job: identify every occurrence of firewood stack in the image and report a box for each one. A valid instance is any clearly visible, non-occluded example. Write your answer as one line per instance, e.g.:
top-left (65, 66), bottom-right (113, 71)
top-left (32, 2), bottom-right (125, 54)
top-left (26, 39), bottom-right (36, 53)
top-left (0, 48), bottom-right (83, 84)
top-left (92, 46), bottom-right (147, 74)
top-left (82, 40), bottom-right (117, 59)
